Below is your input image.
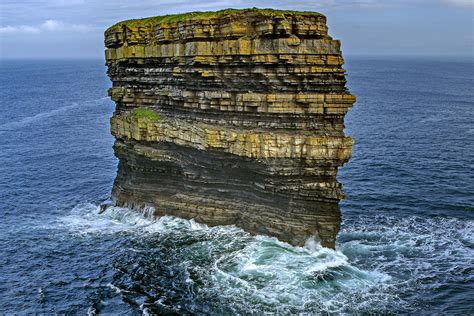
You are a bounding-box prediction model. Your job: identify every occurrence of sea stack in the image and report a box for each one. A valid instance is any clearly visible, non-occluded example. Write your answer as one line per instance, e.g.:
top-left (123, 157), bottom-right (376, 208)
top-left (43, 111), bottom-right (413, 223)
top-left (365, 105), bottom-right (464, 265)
top-left (104, 8), bottom-right (355, 248)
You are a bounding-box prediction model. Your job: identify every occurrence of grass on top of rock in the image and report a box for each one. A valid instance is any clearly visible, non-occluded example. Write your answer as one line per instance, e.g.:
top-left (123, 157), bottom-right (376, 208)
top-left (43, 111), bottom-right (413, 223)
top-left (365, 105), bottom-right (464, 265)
top-left (106, 8), bottom-right (323, 32)
top-left (131, 108), bottom-right (161, 121)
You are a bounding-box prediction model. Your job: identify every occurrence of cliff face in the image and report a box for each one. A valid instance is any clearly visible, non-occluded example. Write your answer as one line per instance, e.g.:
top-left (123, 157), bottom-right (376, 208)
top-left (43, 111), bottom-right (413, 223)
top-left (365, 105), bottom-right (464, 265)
top-left (104, 9), bottom-right (355, 248)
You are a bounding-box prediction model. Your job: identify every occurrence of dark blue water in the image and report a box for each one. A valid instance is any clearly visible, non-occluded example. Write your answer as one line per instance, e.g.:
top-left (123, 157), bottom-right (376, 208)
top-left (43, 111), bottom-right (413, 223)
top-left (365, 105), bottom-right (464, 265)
top-left (0, 58), bottom-right (472, 314)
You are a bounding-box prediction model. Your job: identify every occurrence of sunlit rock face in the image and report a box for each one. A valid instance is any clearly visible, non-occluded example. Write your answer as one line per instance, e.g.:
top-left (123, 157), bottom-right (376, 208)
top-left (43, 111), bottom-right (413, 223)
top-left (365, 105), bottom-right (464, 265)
top-left (104, 8), bottom-right (355, 248)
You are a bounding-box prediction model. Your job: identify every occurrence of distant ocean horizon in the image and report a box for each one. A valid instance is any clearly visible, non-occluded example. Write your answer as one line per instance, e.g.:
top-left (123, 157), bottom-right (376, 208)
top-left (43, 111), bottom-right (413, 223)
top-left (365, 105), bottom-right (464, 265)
top-left (0, 57), bottom-right (472, 314)
top-left (1, 54), bottom-right (473, 60)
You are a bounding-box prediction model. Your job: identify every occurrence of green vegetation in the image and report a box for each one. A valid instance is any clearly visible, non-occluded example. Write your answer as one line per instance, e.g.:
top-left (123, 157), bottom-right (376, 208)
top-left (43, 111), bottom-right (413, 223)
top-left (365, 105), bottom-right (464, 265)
top-left (106, 8), bottom-right (322, 32)
top-left (131, 108), bottom-right (161, 121)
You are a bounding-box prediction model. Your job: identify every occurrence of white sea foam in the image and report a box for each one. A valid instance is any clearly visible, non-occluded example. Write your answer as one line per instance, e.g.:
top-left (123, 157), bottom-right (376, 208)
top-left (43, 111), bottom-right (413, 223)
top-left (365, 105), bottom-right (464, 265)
top-left (57, 203), bottom-right (472, 313)
top-left (106, 283), bottom-right (122, 294)
top-left (0, 97), bottom-right (109, 132)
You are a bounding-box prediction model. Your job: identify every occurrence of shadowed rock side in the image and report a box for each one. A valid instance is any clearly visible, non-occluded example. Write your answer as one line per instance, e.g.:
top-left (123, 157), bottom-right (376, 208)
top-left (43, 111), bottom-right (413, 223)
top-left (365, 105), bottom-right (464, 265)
top-left (104, 8), bottom-right (355, 248)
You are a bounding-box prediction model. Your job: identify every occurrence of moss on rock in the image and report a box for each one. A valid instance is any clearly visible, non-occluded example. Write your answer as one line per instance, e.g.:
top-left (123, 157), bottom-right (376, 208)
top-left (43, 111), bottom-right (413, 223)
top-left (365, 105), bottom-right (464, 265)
top-left (106, 8), bottom-right (323, 32)
top-left (131, 108), bottom-right (161, 121)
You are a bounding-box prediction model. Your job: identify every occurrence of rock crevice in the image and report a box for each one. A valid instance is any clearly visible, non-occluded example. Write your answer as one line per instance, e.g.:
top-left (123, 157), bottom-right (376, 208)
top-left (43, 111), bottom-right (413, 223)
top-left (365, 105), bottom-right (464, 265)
top-left (105, 8), bottom-right (355, 248)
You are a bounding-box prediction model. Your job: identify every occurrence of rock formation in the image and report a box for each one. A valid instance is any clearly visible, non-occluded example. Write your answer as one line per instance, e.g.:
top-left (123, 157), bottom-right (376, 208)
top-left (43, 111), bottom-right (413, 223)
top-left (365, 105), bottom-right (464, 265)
top-left (104, 8), bottom-right (355, 248)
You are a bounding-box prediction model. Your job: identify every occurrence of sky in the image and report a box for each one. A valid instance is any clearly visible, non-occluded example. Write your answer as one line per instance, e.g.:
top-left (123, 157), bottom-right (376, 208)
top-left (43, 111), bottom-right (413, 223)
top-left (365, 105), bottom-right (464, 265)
top-left (0, 0), bottom-right (473, 59)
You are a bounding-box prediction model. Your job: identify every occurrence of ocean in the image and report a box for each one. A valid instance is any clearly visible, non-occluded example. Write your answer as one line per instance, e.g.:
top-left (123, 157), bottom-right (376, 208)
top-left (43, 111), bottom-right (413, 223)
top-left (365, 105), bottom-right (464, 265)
top-left (0, 58), bottom-right (472, 314)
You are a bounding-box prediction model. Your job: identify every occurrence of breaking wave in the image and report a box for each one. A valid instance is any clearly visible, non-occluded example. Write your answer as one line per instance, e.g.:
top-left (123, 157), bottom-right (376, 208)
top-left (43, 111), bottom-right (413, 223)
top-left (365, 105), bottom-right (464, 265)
top-left (54, 203), bottom-right (474, 314)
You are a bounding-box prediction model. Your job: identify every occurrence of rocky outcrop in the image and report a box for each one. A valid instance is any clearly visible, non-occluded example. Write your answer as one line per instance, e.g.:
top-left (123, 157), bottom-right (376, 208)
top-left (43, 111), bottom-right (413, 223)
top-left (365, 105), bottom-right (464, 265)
top-left (104, 8), bottom-right (355, 248)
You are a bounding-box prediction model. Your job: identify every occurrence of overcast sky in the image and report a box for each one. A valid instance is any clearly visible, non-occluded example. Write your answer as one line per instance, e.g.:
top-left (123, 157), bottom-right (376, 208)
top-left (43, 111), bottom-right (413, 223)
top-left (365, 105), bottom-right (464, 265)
top-left (0, 0), bottom-right (473, 59)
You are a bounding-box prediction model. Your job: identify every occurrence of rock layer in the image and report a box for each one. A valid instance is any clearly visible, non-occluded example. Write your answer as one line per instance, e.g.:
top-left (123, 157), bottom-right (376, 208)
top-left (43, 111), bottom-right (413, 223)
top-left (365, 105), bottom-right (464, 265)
top-left (104, 9), bottom-right (355, 248)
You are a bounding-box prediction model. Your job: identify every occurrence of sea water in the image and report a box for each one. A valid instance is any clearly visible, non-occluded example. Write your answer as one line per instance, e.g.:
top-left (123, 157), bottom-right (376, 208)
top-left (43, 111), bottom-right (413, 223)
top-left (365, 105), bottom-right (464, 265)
top-left (0, 58), bottom-right (472, 314)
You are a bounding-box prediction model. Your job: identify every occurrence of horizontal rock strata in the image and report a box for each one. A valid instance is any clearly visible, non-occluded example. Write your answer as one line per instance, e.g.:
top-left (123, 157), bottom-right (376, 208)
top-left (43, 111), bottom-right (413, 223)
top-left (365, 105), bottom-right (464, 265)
top-left (105, 8), bottom-right (355, 248)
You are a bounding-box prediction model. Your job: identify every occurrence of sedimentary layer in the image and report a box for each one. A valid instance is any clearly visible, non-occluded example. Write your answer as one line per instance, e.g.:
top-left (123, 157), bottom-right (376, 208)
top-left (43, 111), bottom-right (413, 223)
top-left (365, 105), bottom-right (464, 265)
top-left (105, 8), bottom-right (355, 248)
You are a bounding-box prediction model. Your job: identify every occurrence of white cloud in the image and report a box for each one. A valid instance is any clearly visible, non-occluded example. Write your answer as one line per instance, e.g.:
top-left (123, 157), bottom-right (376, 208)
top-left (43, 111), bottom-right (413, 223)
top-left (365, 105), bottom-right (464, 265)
top-left (41, 19), bottom-right (62, 31)
top-left (0, 25), bottom-right (40, 34)
top-left (0, 20), bottom-right (92, 35)
top-left (443, 0), bottom-right (474, 6)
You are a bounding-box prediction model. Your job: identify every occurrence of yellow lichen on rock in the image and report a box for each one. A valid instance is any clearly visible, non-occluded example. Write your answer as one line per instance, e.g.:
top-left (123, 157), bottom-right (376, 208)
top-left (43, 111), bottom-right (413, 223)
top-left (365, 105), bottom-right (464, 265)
top-left (105, 8), bottom-right (355, 249)
top-left (111, 114), bottom-right (353, 161)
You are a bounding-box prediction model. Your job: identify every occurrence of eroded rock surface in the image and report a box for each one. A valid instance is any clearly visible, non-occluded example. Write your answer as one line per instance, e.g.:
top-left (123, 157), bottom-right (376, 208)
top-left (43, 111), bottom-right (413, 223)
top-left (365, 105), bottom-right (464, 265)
top-left (104, 8), bottom-right (355, 248)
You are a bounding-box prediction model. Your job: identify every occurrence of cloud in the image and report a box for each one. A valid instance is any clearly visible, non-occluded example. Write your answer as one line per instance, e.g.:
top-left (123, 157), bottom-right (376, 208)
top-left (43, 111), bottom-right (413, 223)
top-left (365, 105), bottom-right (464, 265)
top-left (0, 25), bottom-right (40, 34)
top-left (442, 0), bottom-right (474, 7)
top-left (41, 19), bottom-right (62, 31)
top-left (0, 20), bottom-right (92, 34)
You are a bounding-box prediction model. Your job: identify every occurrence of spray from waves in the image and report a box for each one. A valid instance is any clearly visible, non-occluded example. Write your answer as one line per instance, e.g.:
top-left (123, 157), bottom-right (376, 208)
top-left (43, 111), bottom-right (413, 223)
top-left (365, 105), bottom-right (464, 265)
top-left (57, 203), bottom-right (155, 234)
top-left (59, 203), bottom-right (207, 235)
top-left (0, 97), bottom-right (110, 132)
top-left (339, 214), bottom-right (474, 313)
top-left (57, 203), bottom-right (401, 314)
